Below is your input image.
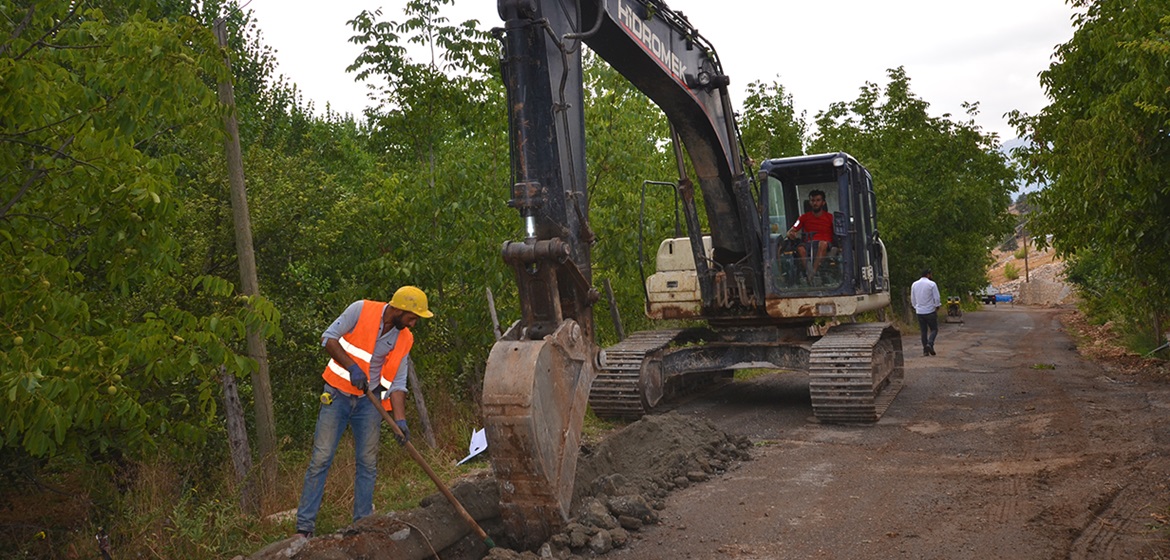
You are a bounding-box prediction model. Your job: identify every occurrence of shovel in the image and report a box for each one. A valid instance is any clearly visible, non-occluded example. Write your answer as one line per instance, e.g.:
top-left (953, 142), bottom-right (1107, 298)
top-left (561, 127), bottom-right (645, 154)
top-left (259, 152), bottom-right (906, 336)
top-left (364, 390), bottom-right (496, 549)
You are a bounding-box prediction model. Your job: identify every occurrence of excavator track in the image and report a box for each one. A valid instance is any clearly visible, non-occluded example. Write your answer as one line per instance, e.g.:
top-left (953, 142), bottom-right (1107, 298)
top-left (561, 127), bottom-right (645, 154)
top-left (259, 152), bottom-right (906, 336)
top-left (808, 322), bottom-right (904, 423)
top-left (589, 329), bottom-right (685, 419)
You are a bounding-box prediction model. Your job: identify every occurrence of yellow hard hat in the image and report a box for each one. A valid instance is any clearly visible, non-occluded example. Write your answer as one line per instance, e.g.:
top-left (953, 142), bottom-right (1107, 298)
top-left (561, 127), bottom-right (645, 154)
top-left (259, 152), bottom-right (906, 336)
top-left (390, 286), bottom-right (434, 318)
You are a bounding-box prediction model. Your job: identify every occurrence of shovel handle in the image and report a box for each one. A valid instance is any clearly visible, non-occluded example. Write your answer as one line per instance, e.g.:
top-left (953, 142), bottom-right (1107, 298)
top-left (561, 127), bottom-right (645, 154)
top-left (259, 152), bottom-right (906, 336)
top-left (364, 391), bottom-right (495, 548)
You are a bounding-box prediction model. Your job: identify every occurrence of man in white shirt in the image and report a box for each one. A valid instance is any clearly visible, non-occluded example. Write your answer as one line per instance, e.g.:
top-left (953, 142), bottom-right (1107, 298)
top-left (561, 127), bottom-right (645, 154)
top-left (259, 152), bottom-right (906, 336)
top-left (910, 268), bottom-right (941, 356)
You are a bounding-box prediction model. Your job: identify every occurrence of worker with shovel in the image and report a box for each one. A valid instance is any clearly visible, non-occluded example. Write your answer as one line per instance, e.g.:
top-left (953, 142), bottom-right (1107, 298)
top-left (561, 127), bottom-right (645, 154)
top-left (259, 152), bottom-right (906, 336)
top-left (294, 286), bottom-right (433, 539)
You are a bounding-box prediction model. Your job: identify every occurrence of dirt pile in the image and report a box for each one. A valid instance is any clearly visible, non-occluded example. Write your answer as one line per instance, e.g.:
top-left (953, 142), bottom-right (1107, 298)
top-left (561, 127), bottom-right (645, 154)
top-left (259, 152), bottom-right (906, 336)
top-left (246, 412), bottom-right (751, 560)
top-left (487, 413), bottom-right (752, 559)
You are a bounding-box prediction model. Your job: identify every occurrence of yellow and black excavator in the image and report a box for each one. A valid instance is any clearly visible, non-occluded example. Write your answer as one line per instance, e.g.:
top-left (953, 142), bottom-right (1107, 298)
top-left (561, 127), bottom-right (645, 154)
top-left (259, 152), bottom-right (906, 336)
top-left (483, 0), bottom-right (904, 548)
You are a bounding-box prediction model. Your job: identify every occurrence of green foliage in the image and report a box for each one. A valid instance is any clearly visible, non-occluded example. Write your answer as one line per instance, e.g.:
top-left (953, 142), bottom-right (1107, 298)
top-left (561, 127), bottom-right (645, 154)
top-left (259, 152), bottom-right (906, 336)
top-left (739, 79), bottom-right (807, 162)
top-left (342, 0), bottom-right (511, 392)
top-left (581, 53), bottom-right (675, 345)
top-left (1, 2), bottom-right (1034, 557)
top-left (349, 0), bottom-right (500, 163)
top-left (0, 0), bottom-right (281, 465)
top-left (1014, 247), bottom-right (1028, 259)
top-left (733, 368), bottom-right (774, 382)
top-left (999, 235), bottom-right (1019, 252)
top-left (808, 67), bottom-right (1017, 306)
top-left (1004, 262), bottom-right (1020, 281)
top-left (1011, 0), bottom-right (1170, 338)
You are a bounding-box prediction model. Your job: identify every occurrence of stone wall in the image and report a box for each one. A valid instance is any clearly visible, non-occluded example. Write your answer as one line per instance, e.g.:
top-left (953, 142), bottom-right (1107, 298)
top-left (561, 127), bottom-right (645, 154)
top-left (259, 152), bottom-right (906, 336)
top-left (1016, 279), bottom-right (1076, 306)
top-left (994, 260), bottom-right (1077, 306)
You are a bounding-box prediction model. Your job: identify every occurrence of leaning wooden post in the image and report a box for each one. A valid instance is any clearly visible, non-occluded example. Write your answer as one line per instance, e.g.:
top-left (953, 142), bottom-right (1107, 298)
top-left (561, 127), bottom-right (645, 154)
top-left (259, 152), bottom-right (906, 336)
top-left (406, 359), bottom-right (437, 448)
top-left (604, 278), bottom-right (625, 341)
top-left (214, 18), bottom-right (277, 509)
top-left (486, 287), bottom-right (502, 340)
top-left (220, 366), bottom-right (258, 514)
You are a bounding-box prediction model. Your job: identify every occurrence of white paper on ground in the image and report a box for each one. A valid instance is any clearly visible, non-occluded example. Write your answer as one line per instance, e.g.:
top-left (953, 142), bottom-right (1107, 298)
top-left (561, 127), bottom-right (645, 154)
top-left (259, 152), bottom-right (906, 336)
top-left (456, 428), bottom-right (487, 465)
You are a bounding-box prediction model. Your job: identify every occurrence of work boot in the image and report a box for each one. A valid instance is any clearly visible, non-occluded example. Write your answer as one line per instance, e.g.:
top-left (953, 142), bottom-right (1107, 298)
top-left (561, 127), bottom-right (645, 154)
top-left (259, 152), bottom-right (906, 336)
top-left (928, 345), bottom-right (936, 356)
top-left (923, 348), bottom-right (930, 356)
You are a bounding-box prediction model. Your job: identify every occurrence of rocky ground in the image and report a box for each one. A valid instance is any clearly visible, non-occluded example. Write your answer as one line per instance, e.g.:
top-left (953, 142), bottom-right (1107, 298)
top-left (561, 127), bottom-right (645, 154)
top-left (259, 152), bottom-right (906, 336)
top-left (986, 241), bottom-right (1072, 306)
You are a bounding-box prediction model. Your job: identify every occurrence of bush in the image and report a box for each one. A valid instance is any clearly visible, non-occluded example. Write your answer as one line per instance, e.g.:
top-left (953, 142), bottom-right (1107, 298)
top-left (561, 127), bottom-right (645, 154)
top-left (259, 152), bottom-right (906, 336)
top-left (1004, 262), bottom-right (1020, 280)
top-left (1014, 247), bottom-right (1028, 259)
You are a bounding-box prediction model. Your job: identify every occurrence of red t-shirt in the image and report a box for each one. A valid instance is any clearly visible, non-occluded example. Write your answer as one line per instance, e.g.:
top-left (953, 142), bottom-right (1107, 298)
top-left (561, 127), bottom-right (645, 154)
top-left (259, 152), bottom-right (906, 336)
top-left (795, 211), bottom-right (833, 243)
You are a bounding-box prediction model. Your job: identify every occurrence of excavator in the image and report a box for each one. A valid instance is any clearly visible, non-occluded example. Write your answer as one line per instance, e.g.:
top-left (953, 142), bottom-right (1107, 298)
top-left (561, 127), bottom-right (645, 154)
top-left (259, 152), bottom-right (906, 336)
top-left (482, 0), bottom-right (904, 548)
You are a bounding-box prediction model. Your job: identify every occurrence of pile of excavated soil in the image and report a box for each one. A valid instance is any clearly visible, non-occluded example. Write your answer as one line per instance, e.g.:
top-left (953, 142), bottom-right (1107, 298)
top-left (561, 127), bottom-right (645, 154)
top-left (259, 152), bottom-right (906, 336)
top-left (246, 412), bottom-right (751, 560)
top-left (574, 411), bottom-right (753, 504)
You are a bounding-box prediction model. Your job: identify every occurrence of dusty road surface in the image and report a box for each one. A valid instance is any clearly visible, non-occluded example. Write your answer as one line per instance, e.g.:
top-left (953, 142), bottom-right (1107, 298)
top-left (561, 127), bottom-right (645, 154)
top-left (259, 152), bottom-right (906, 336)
top-left (609, 305), bottom-right (1170, 559)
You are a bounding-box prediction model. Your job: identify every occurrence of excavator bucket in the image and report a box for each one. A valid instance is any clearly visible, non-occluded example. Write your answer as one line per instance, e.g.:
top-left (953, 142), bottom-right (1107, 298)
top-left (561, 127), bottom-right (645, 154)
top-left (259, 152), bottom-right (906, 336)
top-left (482, 319), bottom-right (596, 549)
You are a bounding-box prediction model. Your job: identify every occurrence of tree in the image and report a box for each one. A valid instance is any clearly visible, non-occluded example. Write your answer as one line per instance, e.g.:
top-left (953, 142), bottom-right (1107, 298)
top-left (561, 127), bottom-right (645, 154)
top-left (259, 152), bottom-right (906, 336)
top-left (1011, 0), bottom-right (1170, 337)
top-left (739, 79), bottom-right (807, 162)
top-left (810, 67), bottom-right (1016, 303)
top-left (345, 0), bottom-right (513, 389)
top-left (581, 53), bottom-right (675, 344)
top-left (0, 0), bottom-right (279, 468)
top-left (343, 1), bottom-right (681, 374)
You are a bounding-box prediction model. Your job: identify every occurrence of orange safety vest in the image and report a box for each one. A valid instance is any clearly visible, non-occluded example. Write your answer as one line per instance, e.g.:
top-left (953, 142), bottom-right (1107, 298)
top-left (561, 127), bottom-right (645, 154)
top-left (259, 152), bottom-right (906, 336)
top-left (321, 300), bottom-right (414, 411)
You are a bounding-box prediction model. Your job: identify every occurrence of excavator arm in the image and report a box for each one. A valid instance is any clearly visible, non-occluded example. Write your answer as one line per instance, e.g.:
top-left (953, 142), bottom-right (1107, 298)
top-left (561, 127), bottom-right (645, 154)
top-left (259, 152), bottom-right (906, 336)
top-left (484, 0), bottom-right (763, 548)
top-left (496, 0), bottom-right (764, 324)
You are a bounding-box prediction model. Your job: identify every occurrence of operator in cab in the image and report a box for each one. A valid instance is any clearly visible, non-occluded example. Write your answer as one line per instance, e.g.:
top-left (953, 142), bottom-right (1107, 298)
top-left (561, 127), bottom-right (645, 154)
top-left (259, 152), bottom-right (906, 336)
top-left (786, 189), bottom-right (834, 284)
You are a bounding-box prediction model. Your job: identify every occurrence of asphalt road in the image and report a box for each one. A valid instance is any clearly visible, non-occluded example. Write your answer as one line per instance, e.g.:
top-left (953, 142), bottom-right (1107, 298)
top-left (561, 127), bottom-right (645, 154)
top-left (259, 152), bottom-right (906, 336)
top-left (608, 305), bottom-right (1170, 559)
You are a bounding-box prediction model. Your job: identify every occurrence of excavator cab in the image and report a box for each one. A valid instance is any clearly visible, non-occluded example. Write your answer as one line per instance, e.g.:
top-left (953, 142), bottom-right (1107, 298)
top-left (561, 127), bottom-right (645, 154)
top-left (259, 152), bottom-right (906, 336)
top-left (759, 153), bottom-right (891, 319)
top-left (646, 152), bottom-right (891, 321)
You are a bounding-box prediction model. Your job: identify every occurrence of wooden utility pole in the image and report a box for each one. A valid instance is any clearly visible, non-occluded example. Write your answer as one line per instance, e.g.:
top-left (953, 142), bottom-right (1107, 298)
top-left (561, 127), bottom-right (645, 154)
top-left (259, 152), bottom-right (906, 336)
top-left (214, 18), bottom-right (277, 511)
top-left (1023, 233), bottom-right (1030, 282)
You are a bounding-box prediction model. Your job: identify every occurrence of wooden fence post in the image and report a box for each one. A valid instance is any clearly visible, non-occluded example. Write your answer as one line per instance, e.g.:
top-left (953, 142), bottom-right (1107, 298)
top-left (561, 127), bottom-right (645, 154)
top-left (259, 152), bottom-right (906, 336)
top-left (604, 278), bottom-right (625, 341)
top-left (220, 366), bottom-right (258, 514)
top-left (407, 359), bottom-right (437, 448)
top-left (486, 287), bottom-right (502, 340)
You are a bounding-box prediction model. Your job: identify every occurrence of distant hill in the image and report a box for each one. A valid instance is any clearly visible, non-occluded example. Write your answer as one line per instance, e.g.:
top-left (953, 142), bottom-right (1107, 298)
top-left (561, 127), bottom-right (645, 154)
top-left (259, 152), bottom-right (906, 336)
top-left (998, 137), bottom-right (1046, 195)
top-left (985, 197), bottom-right (1072, 305)
top-left (1000, 137), bottom-right (1029, 153)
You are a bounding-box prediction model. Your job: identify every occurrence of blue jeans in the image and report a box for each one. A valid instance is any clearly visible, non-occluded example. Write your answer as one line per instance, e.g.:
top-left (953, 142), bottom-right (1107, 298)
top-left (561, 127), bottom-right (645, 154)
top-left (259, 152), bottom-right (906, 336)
top-left (296, 383), bottom-right (382, 534)
top-left (917, 311), bottom-right (939, 351)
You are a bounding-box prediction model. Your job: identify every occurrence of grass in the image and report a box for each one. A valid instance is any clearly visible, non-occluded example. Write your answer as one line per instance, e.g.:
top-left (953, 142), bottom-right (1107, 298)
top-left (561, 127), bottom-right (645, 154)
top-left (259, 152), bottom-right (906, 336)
top-left (733, 368), bottom-right (776, 381)
top-left (1124, 328), bottom-right (1169, 358)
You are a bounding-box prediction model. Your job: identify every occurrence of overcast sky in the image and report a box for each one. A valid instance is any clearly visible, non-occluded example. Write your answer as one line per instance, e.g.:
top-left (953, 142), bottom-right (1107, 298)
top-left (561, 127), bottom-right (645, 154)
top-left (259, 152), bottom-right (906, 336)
top-left (244, 0), bottom-right (1078, 142)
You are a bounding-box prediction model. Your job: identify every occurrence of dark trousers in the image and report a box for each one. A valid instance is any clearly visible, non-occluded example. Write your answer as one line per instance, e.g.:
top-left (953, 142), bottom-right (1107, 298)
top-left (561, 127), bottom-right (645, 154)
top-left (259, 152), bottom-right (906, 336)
top-left (917, 311), bottom-right (938, 350)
